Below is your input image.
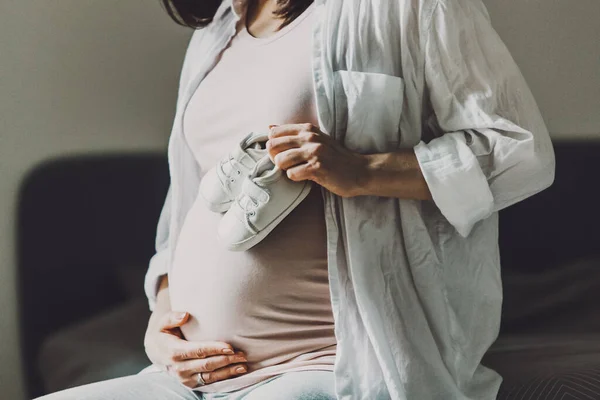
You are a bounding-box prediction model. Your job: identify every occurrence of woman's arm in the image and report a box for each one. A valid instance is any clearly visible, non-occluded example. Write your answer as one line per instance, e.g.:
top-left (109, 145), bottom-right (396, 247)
top-left (268, 0), bottom-right (554, 238)
top-left (267, 124), bottom-right (433, 201)
top-left (267, 124), bottom-right (431, 200)
top-left (145, 274), bottom-right (185, 340)
top-left (411, 0), bottom-right (555, 236)
top-left (144, 275), bottom-right (250, 388)
top-left (360, 150), bottom-right (432, 201)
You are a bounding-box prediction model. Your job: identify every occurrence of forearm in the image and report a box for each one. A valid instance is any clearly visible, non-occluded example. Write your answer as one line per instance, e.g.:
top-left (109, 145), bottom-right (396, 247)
top-left (266, 123), bottom-right (432, 201)
top-left (357, 149), bottom-right (432, 201)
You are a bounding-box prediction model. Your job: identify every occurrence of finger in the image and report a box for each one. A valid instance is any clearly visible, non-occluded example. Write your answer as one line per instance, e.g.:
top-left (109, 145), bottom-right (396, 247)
top-left (171, 352), bottom-right (248, 378)
top-left (266, 136), bottom-right (303, 158)
top-left (145, 333), bottom-right (186, 367)
top-left (160, 312), bottom-right (189, 331)
top-left (200, 363), bottom-right (249, 385)
top-left (171, 341), bottom-right (236, 362)
top-left (269, 123), bottom-right (314, 139)
top-left (273, 148), bottom-right (310, 170)
top-left (178, 362), bottom-right (249, 389)
top-left (286, 163), bottom-right (313, 182)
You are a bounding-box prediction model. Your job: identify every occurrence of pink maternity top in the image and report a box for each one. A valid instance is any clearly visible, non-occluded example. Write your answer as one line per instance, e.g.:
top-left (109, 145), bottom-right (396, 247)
top-left (168, 2), bottom-right (336, 393)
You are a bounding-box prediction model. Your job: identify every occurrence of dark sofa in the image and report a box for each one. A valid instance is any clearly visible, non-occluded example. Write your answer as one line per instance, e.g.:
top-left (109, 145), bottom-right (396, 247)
top-left (17, 142), bottom-right (600, 399)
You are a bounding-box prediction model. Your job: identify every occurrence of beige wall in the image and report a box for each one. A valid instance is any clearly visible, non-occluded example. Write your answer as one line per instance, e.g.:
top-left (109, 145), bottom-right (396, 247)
top-left (0, 1), bottom-right (191, 397)
top-left (483, 0), bottom-right (600, 138)
top-left (0, 0), bottom-right (598, 398)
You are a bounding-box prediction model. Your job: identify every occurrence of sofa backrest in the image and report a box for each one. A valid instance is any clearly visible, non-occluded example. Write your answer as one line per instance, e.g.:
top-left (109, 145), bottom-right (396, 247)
top-left (17, 153), bottom-right (169, 396)
top-left (499, 141), bottom-right (600, 271)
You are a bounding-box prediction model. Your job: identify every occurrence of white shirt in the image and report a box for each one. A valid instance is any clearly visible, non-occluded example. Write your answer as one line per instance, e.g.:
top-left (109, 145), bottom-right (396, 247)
top-left (144, 0), bottom-right (555, 398)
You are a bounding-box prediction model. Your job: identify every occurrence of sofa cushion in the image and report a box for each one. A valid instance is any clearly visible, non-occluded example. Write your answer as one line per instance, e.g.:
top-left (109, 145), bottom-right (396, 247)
top-left (37, 299), bottom-right (151, 393)
top-left (501, 257), bottom-right (600, 335)
top-left (487, 334), bottom-right (600, 399)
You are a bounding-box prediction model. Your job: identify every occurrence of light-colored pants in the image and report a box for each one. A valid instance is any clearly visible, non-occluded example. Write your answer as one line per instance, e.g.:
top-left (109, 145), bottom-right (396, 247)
top-left (35, 370), bottom-right (336, 400)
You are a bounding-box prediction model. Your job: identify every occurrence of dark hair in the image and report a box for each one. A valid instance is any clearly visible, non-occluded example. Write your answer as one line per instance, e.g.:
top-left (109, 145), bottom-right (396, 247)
top-left (161, 0), bottom-right (314, 30)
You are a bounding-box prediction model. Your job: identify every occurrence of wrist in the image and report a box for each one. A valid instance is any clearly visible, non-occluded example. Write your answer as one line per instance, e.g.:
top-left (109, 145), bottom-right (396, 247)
top-left (353, 153), bottom-right (380, 197)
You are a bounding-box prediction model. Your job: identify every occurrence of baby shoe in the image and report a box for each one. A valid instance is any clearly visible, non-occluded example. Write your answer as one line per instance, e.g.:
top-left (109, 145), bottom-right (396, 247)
top-left (199, 132), bottom-right (269, 212)
top-left (218, 156), bottom-right (312, 251)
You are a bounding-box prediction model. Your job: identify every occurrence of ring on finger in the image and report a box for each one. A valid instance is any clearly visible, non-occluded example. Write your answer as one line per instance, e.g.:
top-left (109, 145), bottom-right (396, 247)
top-left (196, 372), bottom-right (206, 387)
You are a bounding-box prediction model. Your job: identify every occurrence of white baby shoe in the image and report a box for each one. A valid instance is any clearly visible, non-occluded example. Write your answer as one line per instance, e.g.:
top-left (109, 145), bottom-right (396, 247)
top-left (218, 156), bottom-right (313, 251)
top-left (199, 132), bottom-right (269, 212)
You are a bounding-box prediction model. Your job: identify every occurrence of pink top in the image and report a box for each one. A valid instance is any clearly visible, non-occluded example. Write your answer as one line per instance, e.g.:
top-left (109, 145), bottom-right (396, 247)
top-left (169, 3), bottom-right (336, 394)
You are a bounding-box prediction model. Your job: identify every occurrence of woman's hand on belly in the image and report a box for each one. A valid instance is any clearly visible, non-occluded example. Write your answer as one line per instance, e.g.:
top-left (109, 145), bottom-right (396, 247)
top-left (144, 310), bottom-right (249, 388)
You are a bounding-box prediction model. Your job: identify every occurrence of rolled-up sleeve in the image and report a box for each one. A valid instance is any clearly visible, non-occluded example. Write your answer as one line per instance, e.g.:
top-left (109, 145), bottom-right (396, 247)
top-left (144, 185), bottom-right (172, 311)
top-left (414, 0), bottom-right (555, 237)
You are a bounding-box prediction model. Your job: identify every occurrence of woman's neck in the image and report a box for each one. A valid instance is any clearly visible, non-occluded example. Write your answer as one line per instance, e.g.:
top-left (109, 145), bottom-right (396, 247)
top-left (245, 0), bottom-right (284, 38)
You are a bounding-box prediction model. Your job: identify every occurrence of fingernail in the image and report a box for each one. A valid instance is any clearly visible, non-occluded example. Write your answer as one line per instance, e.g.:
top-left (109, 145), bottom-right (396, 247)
top-left (236, 367), bottom-right (247, 374)
top-left (176, 312), bottom-right (187, 320)
top-left (222, 348), bottom-right (234, 355)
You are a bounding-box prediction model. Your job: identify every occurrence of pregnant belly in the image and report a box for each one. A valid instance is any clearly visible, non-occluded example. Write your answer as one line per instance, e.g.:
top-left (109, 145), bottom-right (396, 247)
top-left (168, 190), bottom-right (336, 368)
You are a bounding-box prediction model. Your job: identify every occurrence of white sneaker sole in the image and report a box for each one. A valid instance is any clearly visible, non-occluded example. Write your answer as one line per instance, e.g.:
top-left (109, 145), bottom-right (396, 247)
top-left (220, 181), bottom-right (313, 252)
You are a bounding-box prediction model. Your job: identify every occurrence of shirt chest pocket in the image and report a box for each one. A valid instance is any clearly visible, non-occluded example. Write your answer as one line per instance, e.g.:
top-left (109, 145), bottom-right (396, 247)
top-left (333, 70), bottom-right (405, 153)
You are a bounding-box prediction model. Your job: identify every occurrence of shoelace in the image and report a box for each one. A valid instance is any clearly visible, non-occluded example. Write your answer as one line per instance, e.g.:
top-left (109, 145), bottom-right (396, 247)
top-left (218, 156), bottom-right (243, 193)
top-left (237, 192), bottom-right (259, 216)
top-left (235, 193), bottom-right (261, 234)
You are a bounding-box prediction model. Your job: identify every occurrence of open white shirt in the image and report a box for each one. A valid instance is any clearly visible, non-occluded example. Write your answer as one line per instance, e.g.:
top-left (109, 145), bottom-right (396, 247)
top-left (144, 0), bottom-right (555, 398)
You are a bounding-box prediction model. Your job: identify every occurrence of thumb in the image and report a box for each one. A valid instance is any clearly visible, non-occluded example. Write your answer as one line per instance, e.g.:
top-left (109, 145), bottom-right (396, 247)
top-left (268, 124), bottom-right (280, 139)
top-left (268, 124), bottom-right (279, 134)
top-left (160, 311), bottom-right (189, 331)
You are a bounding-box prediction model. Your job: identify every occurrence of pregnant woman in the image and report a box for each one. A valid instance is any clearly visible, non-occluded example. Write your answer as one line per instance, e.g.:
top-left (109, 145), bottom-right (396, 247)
top-left (38, 0), bottom-right (555, 399)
